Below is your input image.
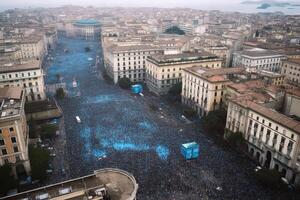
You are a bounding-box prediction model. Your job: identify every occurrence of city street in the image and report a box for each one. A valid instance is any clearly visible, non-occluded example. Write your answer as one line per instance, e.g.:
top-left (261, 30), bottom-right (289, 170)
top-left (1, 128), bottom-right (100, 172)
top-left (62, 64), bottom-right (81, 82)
top-left (43, 36), bottom-right (277, 200)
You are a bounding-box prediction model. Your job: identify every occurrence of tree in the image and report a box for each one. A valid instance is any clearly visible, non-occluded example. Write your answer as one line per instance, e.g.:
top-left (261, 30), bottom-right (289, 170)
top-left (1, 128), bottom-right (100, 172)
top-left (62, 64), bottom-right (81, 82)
top-left (28, 119), bottom-right (38, 139)
top-left (40, 124), bottom-right (58, 140)
top-left (29, 146), bottom-right (50, 182)
top-left (84, 46), bottom-right (91, 52)
top-left (255, 168), bottom-right (284, 189)
top-left (55, 88), bottom-right (65, 99)
top-left (183, 108), bottom-right (197, 118)
top-left (55, 74), bottom-right (61, 82)
top-left (0, 164), bottom-right (17, 196)
top-left (118, 77), bottom-right (132, 89)
top-left (164, 26), bottom-right (185, 35)
top-left (202, 109), bottom-right (227, 136)
top-left (225, 131), bottom-right (246, 150)
top-left (168, 82), bottom-right (182, 102)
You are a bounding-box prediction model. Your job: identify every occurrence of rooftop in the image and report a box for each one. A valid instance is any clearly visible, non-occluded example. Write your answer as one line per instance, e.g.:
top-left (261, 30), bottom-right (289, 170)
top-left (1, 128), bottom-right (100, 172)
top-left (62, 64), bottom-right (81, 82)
top-left (2, 168), bottom-right (138, 200)
top-left (238, 48), bottom-right (284, 58)
top-left (110, 45), bottom-right (162, 53)
top-left (0, 87), bottom-right (23, 120)
top-left (231, 98), bottom-right (300, 134)
top-left (0, 60), bottom-right (40, 73)
top-left (184, 66), bottom-right (244, 83)
top-left (284, 58), bottom-right (300, 65)
top-left (148, 52), bottom-right (221, 65)
top-left (74, 19), bottom-right (101, 26)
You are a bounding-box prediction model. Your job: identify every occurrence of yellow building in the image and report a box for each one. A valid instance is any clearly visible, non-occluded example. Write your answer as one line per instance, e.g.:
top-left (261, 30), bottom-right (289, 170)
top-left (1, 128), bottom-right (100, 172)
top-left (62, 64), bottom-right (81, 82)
top-left (146, 52), bottom-right (222, 95)
top-left (0, 87), bottom-right (30, 178)
top-left (182, 67), bottom-right (244, 116)
top-left (281, 58), bottom-right (300, 86)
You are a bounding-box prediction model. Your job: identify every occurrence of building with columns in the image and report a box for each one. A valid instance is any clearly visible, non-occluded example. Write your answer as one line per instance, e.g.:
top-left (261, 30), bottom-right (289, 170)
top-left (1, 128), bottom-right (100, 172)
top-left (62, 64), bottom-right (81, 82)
top-left (225, 97), bottom-right (300, 186)
top-left (146, 52), bottom-right (222, 95)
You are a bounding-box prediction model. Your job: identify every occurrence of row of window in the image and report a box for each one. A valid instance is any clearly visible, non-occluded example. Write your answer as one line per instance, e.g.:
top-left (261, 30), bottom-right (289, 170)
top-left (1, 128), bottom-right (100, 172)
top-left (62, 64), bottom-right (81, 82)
top-left (1, 146), bottom-right (19, 156)
top-left (1, 71), bottom-right (38, 79)
top-left (0, 137), bottom-right (17, 146)
top-left (0, 127), bottom-right (14, 134)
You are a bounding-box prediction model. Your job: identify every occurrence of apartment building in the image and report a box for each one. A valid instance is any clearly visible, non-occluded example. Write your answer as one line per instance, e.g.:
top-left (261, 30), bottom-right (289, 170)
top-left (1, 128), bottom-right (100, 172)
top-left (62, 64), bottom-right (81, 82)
top-left (233, 48), bottom-right (285, 72)
top-left (0, 87), bottom-right (31, 177)
top-left (281, 58), bottom-right (300, 86)
top-left (20, 35), bottom-right (45, 60)
top-left (146, 52), bottom-right (222, 95)
top-left (182, 67), bottom-right (244, 116)
top-left (105, 45), bottom-right (163, 83)
top-left (225, 97), bottom-right (300, 186)
top-left (203, 45), bottom-right (230, 67)
top-left (0, 60), bottom-right (46, 101)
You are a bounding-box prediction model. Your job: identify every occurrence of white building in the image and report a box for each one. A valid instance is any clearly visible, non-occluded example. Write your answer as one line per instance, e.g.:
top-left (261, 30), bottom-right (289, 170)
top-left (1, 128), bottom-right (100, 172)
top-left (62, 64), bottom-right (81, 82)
top-left (281, 58), bottom-right (300, 86)
top-left (0, 60), bottom-right (46, 101)
top-left (233, 48), bottom-right (285, 72)
top-left (19, 35), bottom-right (46, 61)
top-left (104, 45), bottom-right (163, 83)
top-left (225, 97), bottom-right (300, 186)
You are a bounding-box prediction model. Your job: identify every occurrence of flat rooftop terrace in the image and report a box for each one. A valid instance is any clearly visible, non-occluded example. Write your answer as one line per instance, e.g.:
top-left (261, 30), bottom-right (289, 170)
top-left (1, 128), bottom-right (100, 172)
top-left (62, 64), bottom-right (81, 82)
top-left (147, 52), bottom-right (221, 65)
top-left (1, 168), bottom-right (138, 200)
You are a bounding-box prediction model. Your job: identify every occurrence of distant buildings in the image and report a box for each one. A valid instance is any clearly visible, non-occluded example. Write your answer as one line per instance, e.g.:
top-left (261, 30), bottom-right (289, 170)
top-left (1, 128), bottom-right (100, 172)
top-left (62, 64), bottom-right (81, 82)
top-left (104, 45), bottom-right (163, 83)
top-left (182, 67), bottom-right (244, 116)
top-left (233, 48), bottom-right (285, 72)
top-left (0, 60), bottom-right (46, 101)
top-left (146, 52), bottom-right (222, 95)
top-left (0, 87), bottom-right (31, 178)
top-left (281, 58), bottom-right (300, 86)
top-left (73, 19), bottom-right (101, 40)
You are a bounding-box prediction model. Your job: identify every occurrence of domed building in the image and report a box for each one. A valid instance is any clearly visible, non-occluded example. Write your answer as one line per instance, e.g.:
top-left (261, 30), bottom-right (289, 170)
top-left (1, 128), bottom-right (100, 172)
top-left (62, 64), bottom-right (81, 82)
top-left (73, 19), bottom-right (101, 40)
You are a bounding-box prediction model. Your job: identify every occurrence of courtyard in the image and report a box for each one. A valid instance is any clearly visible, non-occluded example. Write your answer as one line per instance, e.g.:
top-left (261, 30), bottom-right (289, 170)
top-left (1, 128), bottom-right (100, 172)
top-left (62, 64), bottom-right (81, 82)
top-left (43, 36), bottom-right (278, 200)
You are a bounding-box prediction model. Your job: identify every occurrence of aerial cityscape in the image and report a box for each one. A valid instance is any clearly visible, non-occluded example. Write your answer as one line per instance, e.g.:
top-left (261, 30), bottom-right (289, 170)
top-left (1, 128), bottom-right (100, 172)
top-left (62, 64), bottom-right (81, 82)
top-left (0, 0), bottom-right (300, 199)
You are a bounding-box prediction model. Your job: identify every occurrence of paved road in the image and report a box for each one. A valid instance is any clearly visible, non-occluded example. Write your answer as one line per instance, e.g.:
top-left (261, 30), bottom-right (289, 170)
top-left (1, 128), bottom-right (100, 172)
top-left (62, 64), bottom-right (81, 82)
top-left (43, 36), bottom-right (281, 199)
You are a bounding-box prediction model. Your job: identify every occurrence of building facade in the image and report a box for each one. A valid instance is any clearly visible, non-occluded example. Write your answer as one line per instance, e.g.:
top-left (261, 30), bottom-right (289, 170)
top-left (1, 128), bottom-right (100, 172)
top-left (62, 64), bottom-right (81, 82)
top-left (225, 98), bottom-right (300, 186)
top-left (0, 87), bottom-right (31, 178)
top-left (281, 58), bottom-right (300, 86)
top-left (105, 45), bottom-right (163, 84)
top-left (182, 67), bottom-right (244, 116)
top-left (233, 48), bottom-right (285, 72)
top-left (0, 60), bottom-right (46, 101)
top-left (73, 19), bottom-right (101, 40)
top-left (20, 36), bottom-right (45, 61)
top-left (146, 53), bottom-right (222, 95)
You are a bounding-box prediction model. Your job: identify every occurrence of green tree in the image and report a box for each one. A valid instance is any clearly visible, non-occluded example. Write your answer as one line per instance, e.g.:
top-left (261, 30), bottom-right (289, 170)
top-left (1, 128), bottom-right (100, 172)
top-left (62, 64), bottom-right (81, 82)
top-left (118, 77), bottom-right (132, 89)
top-left (28, 119), bottom-right (38, 139)
top-left (84, 46), bottom-right (91, 52)
top-left (55, 88), bottom-right (65, 99)
top-left (0, 164), bottom-right (17, 196)
top-left (168, 82), bottom-right (182, 102)
top-left (202, 109), bottom-right (227, 136)
top-left (55, 74), bottom-right (61, 82)
top-left (164, 26), bottom-right (185, 35)
top-left (255, 168), bottom-right (284, 188)
top-left (40, 124), bottom-right (58, 140)
top-left (29, 146), bottom-right (50, 182)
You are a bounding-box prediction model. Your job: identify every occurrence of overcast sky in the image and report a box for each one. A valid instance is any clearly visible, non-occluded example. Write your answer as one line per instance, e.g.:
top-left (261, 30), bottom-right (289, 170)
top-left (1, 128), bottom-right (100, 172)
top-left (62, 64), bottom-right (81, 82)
top-left (1, 0), bottom-right (243, 9)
